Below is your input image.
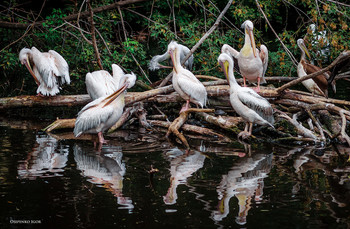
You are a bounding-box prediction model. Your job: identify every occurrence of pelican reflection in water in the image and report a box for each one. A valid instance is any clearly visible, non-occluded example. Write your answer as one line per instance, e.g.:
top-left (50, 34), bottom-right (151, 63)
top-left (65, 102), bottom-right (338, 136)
top-left (17, 133), bottom-right (69, 179)
top-left (212, 152), bottom-right (273, 225)
top-left (73, 144), bottom-right (134, 211)
top-left (163, 148), bottom-right (206, 205)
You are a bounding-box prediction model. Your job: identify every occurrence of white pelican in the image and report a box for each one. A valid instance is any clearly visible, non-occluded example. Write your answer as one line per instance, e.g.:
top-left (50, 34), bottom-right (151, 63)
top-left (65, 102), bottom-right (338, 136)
top-left (297, 38), bottom-right (330, 97)
top-left (85, 64), bottom-right (136, 100)
top-left (149, 42), bottom-right (194, 71)
top-left (74, 73), bottom-right (136, 144)
top-left (218, 53), bottom-right (274, 139)
top-left (221, 20), bottom-right (268, 92)
top-left (168, 41), bottom-right (207, 113)
top-left (19, 47), bottom-right (70, 96)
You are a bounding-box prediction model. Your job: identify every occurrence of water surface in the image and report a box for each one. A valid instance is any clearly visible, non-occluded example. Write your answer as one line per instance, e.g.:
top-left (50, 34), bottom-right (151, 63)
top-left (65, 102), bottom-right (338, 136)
top-left (0, 120), bottom-right (349, 228)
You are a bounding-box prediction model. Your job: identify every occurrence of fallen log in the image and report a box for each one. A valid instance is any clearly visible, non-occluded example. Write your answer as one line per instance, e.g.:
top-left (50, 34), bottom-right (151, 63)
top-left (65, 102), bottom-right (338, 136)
top-left (0, 94), bottom-right (92, 110)
top-left (166, 108), bottom-right (215, 148)
top-left (195, 112), bottom-right (242, 133)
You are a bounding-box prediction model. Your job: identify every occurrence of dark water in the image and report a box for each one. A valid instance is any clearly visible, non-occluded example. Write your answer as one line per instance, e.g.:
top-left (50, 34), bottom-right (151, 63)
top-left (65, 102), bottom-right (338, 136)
top-left (0, 121), bottom-right (349, 228)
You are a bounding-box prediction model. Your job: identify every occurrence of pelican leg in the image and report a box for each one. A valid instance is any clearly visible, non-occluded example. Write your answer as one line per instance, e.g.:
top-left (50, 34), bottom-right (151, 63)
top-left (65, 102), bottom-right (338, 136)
top-left (237, 122), bottom-right (251, 140)
top-left (243, 76), bottom-right (247, 87)
top-left (254, 77), bottom-right (261, 92)
top-left (180, 100), bottom-right (190, 113)
top-left (97, 132), bottom-right (108, 144)
top-left (248, 122), bottom-right (253, 136)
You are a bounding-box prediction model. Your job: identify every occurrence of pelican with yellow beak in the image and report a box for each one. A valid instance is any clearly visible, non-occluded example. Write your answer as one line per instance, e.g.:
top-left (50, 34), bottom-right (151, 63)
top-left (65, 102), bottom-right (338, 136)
top-left (168, 41), bottom-right (207, 113)
top-left (221, 20), bottom-right (268, 92)
top-left (297, 38), bottom-right (332, 97)
top-left (218, 53), bottom-right (274, 139)
top-left (19, 47), bottom-right (70, 96)
top-left (74, 73), bottom-right (136, 144)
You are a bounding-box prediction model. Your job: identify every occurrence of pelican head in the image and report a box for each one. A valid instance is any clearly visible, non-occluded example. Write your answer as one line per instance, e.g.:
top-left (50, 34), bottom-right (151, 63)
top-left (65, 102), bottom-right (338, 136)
top-left (218, 53), bottom-right (233, 82)
top-left (19, 48), bottom-right (31, 65)
top-left (119, 72), bottom-right (137, 89)
top-left (19, 47), bottom-right (40, 85)
top-left (167, 41), bottom-right (179, 73)
top-left (242, 20), bottom-right (257, 57)
top-left (297, 38), bottom-right (311, 59)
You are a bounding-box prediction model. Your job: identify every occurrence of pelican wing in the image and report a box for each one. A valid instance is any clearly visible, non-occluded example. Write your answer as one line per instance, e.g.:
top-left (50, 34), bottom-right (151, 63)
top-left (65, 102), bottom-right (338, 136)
top-left (149, 52), bottom-right (170, 70)
top-left (31, 48), bottom-right (56, 88)
top-left (238, 87), bottom-right (274, 124)
top-left (48, 50), bottom-right (70, 85)
top-left (179, 44), bottom-right (194, 70)
top-left (259, 45), bottom-right (268, 77)
top-left (177, 70), bottom-right (207, 107)
top-left (301, 60), bottom-right (328, 95)
top-left (86, 71), bottom-right (118, 100)
top-left (221, 44), bottom-right (240, 73)
top-left (111, 64), bottom-right (124, 82)
top-left (221, 44), bottom-right (239, 58)
top-left (74, 97), bottom-right (114, 137)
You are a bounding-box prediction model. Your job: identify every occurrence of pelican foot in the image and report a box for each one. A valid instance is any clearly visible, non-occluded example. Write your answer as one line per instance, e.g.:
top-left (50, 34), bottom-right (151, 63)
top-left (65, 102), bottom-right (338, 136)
top-left (237, 131), bottom-right (251, 140)
top-left (99, 139), bottom-right (109, 144)
top-left (36, 93), bottom-right (45, 97)
top-left (253, 87), bottom-right (260, 93)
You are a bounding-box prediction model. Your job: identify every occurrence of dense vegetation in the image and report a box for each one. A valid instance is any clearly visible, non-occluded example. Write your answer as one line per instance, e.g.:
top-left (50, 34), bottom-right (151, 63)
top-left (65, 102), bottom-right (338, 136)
top-left (0, 0), bottom-right (349, 97)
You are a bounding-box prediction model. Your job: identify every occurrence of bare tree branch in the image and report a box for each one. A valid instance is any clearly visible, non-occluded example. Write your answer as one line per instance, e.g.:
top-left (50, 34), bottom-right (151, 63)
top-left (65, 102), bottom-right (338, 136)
top-left (88, 0), bottom-right (103, 69)
top-left (255, 0), bottom-right (298, 67)
top-left (0, 0), bottom-right (46, 53)
top-left (158, 0), bottom-right (234, 87)
top-left (277, 50), bottom-right (350, 93)
top-left (0, 0), bottom-right (147, 29)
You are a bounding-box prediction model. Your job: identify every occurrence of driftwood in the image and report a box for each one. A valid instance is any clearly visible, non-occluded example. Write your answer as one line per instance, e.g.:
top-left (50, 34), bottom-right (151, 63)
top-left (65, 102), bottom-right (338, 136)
top-left (2, 82), bottom-right (350, 147)
top-left (2, 50), bottom-right (350, 147)
top-left (166, 108), bottom-right (215, 148)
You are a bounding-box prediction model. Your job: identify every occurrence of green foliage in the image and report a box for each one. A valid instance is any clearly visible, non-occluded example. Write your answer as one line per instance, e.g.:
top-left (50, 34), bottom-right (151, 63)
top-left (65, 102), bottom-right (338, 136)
top-left (0, 0), bottom-right (349, 97)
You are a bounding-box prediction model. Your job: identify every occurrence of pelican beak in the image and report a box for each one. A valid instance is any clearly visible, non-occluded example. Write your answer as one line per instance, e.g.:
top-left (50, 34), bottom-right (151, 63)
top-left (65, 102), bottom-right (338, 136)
top-left (219, 61), bottom-right (229, 82)
top-left (301, 43), bottom-right (311, 59)
top-left (169, 49), bottom-right (178, 74)
top-left (24, 59), bottom-right (40, 85)
top-left (248, 28), bottom-right (257, 58)
top-left (157, 64), bottom-right (173, 69)
top-left (102, 83), bottom-right (129, 108)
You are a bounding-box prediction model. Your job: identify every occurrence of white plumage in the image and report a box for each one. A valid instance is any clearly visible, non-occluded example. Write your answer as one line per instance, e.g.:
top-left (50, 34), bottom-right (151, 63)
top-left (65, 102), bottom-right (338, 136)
top-left (85, 64), bottom-right (135, 100)
top-left (74, 73), bottom-right (136, 144)
top-left (218, 53), bottom-right (274, 139)
top-left (149, 42), bottom-right (194, 71)
top-left (19, 47), bottom-right (70, 96)
top-left (221, 20), bottom-right (268, 92)
top-left (168, 41), bottom-right (207, 113)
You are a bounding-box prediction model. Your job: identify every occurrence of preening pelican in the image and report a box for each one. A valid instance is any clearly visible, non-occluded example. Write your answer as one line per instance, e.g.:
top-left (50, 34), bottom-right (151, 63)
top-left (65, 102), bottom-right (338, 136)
top-left (19, 47), bottom-right (70, 96)
top-left (168, 41), bottom-right (207, 113)
top-left (221, 20), bottom-right (268, 92)
top-left (149, 42), bottom-right (194, 71)
top-left (297, 38), bottom-right (333, 97)
top-left (74, 73), bottom-right (136, 144)
top-left (218, 53), bottom-right (274, 139)
top-left (86, 64), bottom-right (136, 100)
